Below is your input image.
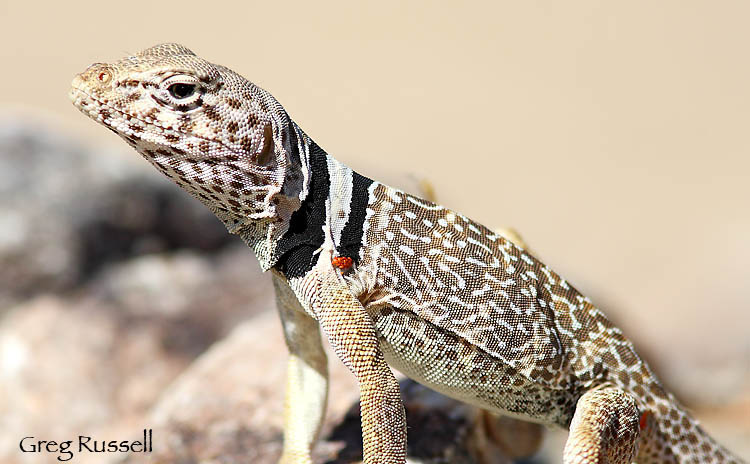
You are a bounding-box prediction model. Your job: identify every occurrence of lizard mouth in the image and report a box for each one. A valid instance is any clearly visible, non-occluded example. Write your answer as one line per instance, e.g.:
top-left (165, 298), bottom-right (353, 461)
top-left (69, 84), bottom-right (173, 141)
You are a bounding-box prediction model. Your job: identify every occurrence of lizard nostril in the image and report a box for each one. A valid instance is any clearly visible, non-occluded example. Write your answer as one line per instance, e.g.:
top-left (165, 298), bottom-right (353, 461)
top-left (97, 70), bottom-right (111, 83)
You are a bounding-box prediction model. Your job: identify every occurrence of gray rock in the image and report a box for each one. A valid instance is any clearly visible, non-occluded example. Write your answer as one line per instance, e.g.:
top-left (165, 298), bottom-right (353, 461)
top-left (0, 296), bottom-right (183, 464)
top-left (0, 118), bottom-right (235, 309)
top-left (127, 312), bottom-right (541, 464)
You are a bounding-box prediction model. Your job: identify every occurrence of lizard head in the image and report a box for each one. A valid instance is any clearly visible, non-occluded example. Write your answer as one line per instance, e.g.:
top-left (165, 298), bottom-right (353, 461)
top-left (70, 43), bottom-right (309, 239)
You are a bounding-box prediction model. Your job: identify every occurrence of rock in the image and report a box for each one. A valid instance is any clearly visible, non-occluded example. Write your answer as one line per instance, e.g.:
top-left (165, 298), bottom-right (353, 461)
top-left (127, 311), bottom-right (542, 464)
top-left (89, 244), bottom-right (272, 357)
top-left (0, 118), bottom-right (235, 310)
top-left (125, 311), bottom-right (351, 464)
top-left (0, 296), bottom-right (184, 464)
top-left (0, 248), bottom-right (274, 464)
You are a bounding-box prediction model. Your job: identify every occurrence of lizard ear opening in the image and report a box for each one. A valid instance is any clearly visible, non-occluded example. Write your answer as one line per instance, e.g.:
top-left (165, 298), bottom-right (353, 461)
top-left (256, 124), bottom-right (274, 165)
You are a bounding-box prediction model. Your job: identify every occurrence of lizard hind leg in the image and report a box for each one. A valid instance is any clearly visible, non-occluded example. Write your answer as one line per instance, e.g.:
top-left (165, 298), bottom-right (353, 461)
top-left (563, 386), bottom-right (641, 464)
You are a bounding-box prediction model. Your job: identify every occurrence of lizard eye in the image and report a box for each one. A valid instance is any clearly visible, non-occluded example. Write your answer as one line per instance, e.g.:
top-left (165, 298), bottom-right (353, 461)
top-left (157, 76), bottom-right (203, 110)
top-left (168, 83), bottom-right (196, 99)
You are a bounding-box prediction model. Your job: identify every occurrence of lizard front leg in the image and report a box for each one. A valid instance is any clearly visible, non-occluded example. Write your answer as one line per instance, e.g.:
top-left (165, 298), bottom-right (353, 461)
top-left (311, 265), bottom-right (407, 464)
top-left (563, 386), bottom-right (641, 464)
top-left (273, 272), bottom-right (329, 464)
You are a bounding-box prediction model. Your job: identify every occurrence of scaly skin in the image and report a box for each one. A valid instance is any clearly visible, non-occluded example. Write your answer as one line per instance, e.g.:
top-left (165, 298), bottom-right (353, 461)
top-left (70, 43), bottom-right (744, 464)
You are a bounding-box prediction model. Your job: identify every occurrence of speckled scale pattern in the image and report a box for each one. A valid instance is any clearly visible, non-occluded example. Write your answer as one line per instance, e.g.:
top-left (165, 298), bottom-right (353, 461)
top-left (70, 43), bottom-right (309, 268)
top-left (349, 183), bottom-right (740, 463)
top-left (70, 43), bottom-right (745, 464)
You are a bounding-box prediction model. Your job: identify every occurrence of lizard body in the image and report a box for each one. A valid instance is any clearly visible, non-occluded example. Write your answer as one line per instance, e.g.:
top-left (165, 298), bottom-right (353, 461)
top-left (70, 43), bottom-right (744, 464)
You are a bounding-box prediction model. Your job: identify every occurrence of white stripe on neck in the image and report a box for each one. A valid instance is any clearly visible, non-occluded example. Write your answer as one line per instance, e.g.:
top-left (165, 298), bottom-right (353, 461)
top-left (325, 156), bottom-right (354, 250)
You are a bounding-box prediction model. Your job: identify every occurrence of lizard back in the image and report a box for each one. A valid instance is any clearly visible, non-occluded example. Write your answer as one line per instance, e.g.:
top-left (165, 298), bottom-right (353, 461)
top-left (350, 182), bottom-right (738, 462)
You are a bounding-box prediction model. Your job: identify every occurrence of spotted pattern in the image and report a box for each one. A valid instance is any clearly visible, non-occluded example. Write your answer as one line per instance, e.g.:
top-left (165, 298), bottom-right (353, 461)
top-left (349, 184), bottom-right (742, 463)
top-left (69, 43), bottom-right (311, 269)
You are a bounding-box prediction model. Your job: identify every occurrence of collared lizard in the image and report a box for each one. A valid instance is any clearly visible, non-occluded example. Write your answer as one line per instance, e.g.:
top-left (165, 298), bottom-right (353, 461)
top-left (70, 43), bottom-right (744, 464)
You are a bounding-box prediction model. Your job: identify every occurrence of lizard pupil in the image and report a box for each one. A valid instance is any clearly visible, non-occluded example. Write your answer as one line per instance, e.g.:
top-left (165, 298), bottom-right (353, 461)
top-left (168, 83), bottom-right (196, 99)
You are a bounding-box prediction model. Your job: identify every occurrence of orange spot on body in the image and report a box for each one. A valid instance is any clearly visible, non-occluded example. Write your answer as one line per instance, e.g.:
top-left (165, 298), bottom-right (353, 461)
top-left (332, 256), bottom-right (353, 270)
top-left (640, 410), bottom-right (652, 431)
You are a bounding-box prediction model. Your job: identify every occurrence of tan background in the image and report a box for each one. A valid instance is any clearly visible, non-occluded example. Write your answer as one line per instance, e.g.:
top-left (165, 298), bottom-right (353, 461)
top-left (2, 0), bottom-right (748, 456)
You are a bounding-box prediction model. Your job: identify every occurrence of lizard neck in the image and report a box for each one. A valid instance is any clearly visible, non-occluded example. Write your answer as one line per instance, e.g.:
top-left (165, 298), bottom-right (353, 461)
top-left (225, 130), bottom-right (374, 275)
top-left (204, 112), bottom-right (314, 271)
top-left (270, 140), bottom-right (374, 278)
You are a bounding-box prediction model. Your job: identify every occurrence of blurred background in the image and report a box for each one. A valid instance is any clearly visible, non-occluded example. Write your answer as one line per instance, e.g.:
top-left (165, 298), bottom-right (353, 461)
top-left (1, 1), bottom-right (748, 462)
